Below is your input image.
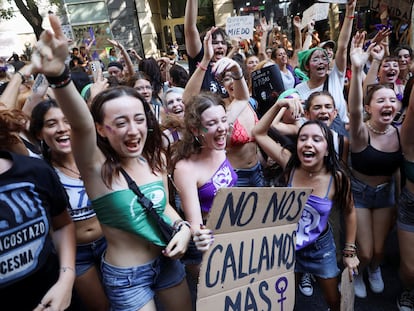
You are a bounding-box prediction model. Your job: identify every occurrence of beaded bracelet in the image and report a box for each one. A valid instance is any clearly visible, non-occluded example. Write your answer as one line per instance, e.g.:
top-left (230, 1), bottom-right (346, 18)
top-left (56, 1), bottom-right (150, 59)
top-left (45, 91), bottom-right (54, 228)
top-left (173, 220), bottom-right (191, 231)
top-left (46, 65), bottom-right (72, 89)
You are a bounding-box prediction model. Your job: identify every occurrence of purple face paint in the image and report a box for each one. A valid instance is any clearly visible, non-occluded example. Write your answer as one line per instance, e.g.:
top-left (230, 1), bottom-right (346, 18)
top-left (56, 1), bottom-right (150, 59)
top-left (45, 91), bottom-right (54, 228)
top-left (105, 125), bottom-right (114, 133)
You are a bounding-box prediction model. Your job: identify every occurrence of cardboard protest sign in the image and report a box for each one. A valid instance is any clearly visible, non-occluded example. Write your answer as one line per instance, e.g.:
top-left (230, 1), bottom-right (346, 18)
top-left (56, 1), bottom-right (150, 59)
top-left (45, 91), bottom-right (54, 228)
top-left (340, 268), bottom-right (355, 311)
top-left (371, 0), bottom-right (414, 20)
top-left (301, 3), bottom-right (330, 29)
top-left (251, 64), bottom-right (285, 118)
top-left (196, 187), bottom-right (311, 311)
top-left (226, 16), bottom-right (255, 40)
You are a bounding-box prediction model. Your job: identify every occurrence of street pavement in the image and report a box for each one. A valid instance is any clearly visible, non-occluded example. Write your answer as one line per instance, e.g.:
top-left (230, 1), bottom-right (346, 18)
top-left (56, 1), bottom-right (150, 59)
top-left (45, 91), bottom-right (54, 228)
top-left (294, 226), bottom-right (401, 311)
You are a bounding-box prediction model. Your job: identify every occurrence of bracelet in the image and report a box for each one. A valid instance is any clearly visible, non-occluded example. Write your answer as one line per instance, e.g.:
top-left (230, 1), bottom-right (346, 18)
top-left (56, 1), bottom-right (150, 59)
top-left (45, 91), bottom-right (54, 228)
top-left (347, 16), bottom-right (355, 19)
top-left (173, 219), bottom-right (191, 231)
top-left (60, 266), bottom-right (75, 273)
top-left (231, 71), bottom-right (244, 80)
top-left (16, 71), bottom-right (26, 83)
top-left (46, 65), bottom-right (72, 89)
top-left (344, 242), bottom-right (357, 249)
top-left (342, 252), bottom-right (357, 258)
top-left (196, 62), bottom-right (208, 71)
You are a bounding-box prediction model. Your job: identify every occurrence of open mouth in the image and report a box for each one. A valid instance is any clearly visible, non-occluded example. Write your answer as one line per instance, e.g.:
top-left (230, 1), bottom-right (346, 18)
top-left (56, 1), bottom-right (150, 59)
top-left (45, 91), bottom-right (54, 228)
top-left (56, 135), bottom-right (71, 147)
top-left (302, 151), bottom-right (315, 159)
top-left (125, 138), bottom-right (141, 152)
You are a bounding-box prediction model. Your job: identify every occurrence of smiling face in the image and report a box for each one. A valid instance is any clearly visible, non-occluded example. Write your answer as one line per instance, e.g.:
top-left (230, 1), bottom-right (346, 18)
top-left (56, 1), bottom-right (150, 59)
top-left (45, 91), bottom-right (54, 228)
top-left (245, 55), bottom-right (259, 74)
top-left (38, 107), bottom-right (72, 155)
top-left (365, 87), bottom-right (399, 124)
top-left (305, 94), bottom-right (337, 126)
top-left (274, 47), bottom-right (288, 67)
top-left (398, 49), bottom-right (411, 71)
top-left (379, 59), bottom-right (400, 84)
top-left (96, 96), bottom-right (147, 158)
top-left (165, 91), bottom-right (185, 119)
top-left (198, 105), bottom-right (228, 150)
top-left (296, 123), bottom-right (329, 171)
top-left (307, 50), bottom-right (329, 79)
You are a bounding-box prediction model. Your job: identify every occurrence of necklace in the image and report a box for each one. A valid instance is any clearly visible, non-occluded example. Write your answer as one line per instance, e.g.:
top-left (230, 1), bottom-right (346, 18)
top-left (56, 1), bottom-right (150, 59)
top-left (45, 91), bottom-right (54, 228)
top-left (366, 121), bottom-right (390, 135)
top-left (52, 160), bottom-right (82, 179)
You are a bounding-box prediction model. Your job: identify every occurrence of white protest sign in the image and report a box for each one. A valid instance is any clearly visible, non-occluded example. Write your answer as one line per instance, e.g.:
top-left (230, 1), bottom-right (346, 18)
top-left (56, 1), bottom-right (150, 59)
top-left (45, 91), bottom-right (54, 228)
top-left (301, 3), bottom-right (330, 29)
top-left (226, 15), bottom-right (255, 40)
top-left (196, 187), bottom-right (311, 311)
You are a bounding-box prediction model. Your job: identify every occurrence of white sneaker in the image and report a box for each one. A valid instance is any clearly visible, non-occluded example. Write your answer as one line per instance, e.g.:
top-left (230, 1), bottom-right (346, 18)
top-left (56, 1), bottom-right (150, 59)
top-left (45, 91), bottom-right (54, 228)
top-left (397, 290), bottom-right (414, 311)
top-left (368, 266), bottom-right (384, 293)
top-left (299, 273), bottom-right (314, 297)
top-left (353, 273), bottom-right (367, 298)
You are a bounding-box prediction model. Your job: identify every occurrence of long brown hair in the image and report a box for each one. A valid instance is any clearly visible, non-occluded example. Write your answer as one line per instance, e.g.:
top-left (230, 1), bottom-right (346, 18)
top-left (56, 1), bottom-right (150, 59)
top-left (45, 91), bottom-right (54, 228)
top-left (90, 86), bottom-right (165, 188)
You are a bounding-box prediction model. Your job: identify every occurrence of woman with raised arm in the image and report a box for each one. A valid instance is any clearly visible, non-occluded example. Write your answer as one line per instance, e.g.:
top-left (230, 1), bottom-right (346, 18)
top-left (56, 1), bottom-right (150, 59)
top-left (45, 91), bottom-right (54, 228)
top-left (31, 14), bottom-right (192, 311)
top-left (396, 72), bottom-right (414, 311)
top-left (348, 31), bottom-right (403, 299)
top-left (252, 98), bottom-right (358, 311)
top-left (30, 100), bottom-right (110, 311)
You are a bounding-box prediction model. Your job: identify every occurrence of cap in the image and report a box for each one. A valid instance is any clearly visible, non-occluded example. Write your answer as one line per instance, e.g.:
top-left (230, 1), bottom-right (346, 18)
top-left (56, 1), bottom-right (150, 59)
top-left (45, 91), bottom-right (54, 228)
top-left (319, 40), bottom-right (336, 50)
top-left (107, 61), bottom-right (123, 71)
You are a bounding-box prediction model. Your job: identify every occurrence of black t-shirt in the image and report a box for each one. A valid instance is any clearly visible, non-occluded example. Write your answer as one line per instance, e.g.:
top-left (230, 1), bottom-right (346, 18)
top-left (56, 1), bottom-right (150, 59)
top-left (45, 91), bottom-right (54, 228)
top-left (188, 48), bottom-right (228, 98)
top-left (0, 151), bottom-right (69, 288)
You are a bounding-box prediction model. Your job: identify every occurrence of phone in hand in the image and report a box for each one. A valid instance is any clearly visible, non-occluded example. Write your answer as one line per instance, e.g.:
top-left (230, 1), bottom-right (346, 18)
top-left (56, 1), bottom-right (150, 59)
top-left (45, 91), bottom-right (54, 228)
top-left (90, 60), bottom-right (101, 82)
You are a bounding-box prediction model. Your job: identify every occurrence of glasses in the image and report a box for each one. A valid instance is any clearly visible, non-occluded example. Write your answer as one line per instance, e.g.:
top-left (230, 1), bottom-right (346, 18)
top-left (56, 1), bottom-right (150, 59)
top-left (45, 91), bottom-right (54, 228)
top-left (135, 85), bottom-right (153, 92)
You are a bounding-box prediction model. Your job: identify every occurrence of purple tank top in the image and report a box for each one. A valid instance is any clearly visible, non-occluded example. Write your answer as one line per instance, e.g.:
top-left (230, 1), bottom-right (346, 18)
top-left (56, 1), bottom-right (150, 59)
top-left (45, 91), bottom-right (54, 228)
top-left (198, 158), bottom-right (238, 214)
top-left (288, 170), bottom-right (333, 250)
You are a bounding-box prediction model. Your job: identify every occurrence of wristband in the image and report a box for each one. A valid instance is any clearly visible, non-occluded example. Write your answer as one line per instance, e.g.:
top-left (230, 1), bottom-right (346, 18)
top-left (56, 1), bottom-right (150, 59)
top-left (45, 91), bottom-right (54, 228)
top-left (231, 71), bottom-right (244, 80)
top-left (16, 71), bottom-right (26, 83)
top-left (197, 62), bottom-right (208, 71)
top-left (46, 65), bottom-right (72, 89)
top-left (347, 16), bottom-right (355, 19)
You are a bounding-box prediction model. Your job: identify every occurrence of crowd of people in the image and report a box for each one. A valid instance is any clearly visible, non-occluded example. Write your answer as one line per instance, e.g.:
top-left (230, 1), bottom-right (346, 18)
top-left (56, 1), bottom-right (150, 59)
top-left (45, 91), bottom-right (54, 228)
top-left (1, 0), bottom-right (414, 310)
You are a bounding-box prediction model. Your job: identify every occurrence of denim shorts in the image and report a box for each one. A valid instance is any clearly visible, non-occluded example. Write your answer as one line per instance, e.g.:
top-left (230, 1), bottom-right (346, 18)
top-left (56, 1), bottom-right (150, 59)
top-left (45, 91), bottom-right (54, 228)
top-left (76, 236), bottom-right (107, 276)
top-left (397, 187), bottom-right (414, 232)
top-left (234, 161), bottom-right (264, 187)
top-left (101, 255), bottom-right (186, 311)
top-left (351, 176), bottom-right (395, 209)
top-left (295, 226), bottom-right (340, 279)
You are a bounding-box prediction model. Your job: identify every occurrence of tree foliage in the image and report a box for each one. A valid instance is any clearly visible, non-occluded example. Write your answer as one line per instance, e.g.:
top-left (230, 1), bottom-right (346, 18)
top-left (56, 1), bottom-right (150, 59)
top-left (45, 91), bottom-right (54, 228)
top-left (0, 0), bottom-right (62, 39)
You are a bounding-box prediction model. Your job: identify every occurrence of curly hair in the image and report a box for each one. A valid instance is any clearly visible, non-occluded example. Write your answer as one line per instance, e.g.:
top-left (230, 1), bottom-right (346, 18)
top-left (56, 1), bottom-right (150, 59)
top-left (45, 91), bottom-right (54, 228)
top-left (0, 108), bottom-right (27, 148)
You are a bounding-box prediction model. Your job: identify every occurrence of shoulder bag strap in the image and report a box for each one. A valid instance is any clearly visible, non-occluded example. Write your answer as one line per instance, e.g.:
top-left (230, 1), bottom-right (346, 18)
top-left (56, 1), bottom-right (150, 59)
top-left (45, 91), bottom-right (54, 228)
top-left (119, 168), bottom-right (153, 212)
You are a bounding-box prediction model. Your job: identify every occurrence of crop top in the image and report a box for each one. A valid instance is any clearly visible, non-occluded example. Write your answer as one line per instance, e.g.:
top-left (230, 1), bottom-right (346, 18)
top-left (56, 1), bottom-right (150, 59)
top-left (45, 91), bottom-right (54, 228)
top-left (404, 159), bottom-right (414, 183)
top-left (55, 169), bottom-right (95, 222)
top-left (351, 127), bottom-right (403, 176)
top-left (230, 107), bottom-right (259, 147)
top-left (91, 181), bottom-right (170, 247)
top-left (198, 158), bottom-right (238, 214)
top-left (288, 170), bottom-right (334, 250)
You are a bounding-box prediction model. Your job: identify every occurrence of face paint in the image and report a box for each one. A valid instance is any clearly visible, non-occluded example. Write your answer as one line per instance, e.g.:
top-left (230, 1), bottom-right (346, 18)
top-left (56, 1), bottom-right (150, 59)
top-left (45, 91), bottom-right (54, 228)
top-left (201, 127), bottom-right (208, 133)
top-left (105, 125), bottom-right (114, 133)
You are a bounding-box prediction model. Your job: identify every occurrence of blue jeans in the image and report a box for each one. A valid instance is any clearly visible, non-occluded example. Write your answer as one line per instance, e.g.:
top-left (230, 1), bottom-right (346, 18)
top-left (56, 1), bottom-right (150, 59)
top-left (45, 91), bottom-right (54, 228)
top-left (397, 187), bottom-right (414, 232)
top-left (75, 236), bottom-right (107, 276)
top-left (101, 255), bottom-right (186, 311)
top-left (351, 176), bottom-right (395, 209)
top-left (295, 226), bottom-right (340, 279)
top-left (234, 161), bottom-right (264, 187)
